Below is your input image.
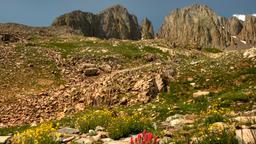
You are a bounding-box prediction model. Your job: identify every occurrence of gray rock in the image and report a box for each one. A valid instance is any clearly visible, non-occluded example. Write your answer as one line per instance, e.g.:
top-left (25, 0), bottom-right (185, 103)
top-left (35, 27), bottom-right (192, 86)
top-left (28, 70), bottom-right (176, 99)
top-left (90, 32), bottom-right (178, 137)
top-left (57, 127), bottom-right (80, 134)
top-left (75, 137), bottom-right (95, 144)
top-left (192, 90), bottom-right (210, 98)
top-left (163, 114), bottom-right (194, 127)
top-left (236, 129), bottom-right (256, 144)
top-left (88, 129), bottom-right (97, 136)
top-left (60, 136), bottom-right (75, 143)
top-left (0, 136), bottom-right (11, 144)
top-left (140, 17), bottom-right (154, 39)
top-left (95, 126), bottom-right (105, 132)
top-left (83, 68), bottom-right (100, 76)
top-left (101, 138), bottom-right (114, 142)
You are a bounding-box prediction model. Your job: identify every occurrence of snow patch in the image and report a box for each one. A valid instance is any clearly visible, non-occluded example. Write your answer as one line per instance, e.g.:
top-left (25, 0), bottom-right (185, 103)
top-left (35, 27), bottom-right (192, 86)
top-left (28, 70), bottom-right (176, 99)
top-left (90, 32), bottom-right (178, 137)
top-left (231, 36), bottom-right (237, 39)
top-left (240, 40), bottom-right (247, 44)
top-left (233, 14), bottom-right (256, 21)
top-left (233, 14), bottom-right (246, 21)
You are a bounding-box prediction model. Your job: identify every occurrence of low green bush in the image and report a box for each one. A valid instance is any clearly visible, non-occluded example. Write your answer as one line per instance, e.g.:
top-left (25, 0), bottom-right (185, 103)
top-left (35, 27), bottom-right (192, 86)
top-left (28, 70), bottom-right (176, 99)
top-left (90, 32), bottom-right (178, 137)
top-left (76, 110), bottom-right (112, 133)
top-left (76, 110), bottom-right (152, 139)
top-left (107, 114), bottom-right (151, 140)
top-left (204, 114), bottom-right (227, 125)
top-left (198, 129), bottom-right (238, 144)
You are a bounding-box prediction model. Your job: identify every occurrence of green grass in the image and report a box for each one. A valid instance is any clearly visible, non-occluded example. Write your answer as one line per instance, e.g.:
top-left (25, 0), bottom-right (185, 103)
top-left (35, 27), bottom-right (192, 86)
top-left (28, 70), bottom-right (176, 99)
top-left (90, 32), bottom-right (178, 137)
top-left (202, 48), bottom-right (223, 53)
top-left (0, 125), bottom-right (30, 136)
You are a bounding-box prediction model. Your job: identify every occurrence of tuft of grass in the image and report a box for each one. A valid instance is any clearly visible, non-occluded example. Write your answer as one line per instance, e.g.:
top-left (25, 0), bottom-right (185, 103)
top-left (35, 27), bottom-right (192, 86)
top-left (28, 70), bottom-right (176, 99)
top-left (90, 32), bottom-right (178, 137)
top-left (0, 125), bottom-right (30, 136)
top-left (204, 114), bottom-right (227, 125)
top-left (198, 129), bottom-right (238, 144)
top-left (202, 48), bottom-right (222, 53)
top-left (222, 91), bottom-right (250, 102)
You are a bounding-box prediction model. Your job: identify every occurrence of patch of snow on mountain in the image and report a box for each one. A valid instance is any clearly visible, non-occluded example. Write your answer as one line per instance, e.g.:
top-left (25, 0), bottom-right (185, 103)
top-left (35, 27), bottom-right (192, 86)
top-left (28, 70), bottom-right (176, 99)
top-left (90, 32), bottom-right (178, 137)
top-left (241, 40), bottom-right (247, 44)
top-left (233, 14), bottom-right (246, 21)
top-left (233, 14), bottom-right (256, 21)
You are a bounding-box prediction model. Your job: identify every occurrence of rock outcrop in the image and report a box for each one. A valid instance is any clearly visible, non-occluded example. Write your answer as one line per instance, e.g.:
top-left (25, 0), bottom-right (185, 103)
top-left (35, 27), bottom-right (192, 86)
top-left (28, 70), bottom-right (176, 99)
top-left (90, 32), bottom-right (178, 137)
top-left (52, 5), bottom-right (141, 40)
top-left (140, 17), bottom-right (154, 39)
top-left (52, 11), bottom-right (98, 36)
top-left (158, 4), bottom-right (256, 48)
top-left (239, 16), bottom-right (256, 45)
top-left (227, 17), bottom-right (243, 35)
top-left (158, 4), bottom-right (231, 48)
top-left (97, 5), bottom-right (141, 40)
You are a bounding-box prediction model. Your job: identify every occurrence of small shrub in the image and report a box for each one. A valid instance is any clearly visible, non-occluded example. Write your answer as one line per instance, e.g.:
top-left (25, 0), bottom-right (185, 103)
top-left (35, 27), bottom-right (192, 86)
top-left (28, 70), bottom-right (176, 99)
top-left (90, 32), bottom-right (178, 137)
top-left (198, 129), bottom-right (238, 144)
top-left (203, 104), bottom-right (229, 125)
top-left (230, 94), bottom-right (249, 102)
top-left (205, 114), bottom-right (227, 125)
top-left (12, 122), bottom-right (60, 144)
top-left (107, 113), bottom-right (151, 140)
top-left (76, 110), bottom-right (112, 133)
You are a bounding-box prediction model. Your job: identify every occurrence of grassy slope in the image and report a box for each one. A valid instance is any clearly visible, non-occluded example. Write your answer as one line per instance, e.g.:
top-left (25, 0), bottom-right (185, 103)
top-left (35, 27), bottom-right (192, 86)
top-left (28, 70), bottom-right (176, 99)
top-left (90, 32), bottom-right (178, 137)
top-left (0, 37), bottom-right (255, 142)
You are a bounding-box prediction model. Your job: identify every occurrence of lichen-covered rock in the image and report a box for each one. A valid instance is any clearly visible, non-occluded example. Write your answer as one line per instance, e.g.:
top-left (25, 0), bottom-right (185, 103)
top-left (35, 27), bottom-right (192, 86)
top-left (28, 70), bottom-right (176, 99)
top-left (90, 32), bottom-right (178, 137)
top-left (158, 4), bottom-right (231, 48)
top-left (140, 17), bottom-right (154, 39)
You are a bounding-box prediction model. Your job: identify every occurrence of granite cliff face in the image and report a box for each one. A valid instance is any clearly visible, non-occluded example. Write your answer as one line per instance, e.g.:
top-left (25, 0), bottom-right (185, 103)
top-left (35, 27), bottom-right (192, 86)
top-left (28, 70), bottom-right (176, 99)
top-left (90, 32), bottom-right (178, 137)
top-left (227, 17), bottom-right (243, 36)
top-left (140, 17), bottom-right (154, 39)
top-left (52, 5), bottom-right (141, 40)
top-left (158, 4), bottom-right (231, 48)
top-left (238, 16), bottom-right (256, 45)
top-left (97, 5), bottom-right (141, 40)
top-left (52, 11), bottom-right (98, 36)
top-left (52, 4), bottom-right (256, 48)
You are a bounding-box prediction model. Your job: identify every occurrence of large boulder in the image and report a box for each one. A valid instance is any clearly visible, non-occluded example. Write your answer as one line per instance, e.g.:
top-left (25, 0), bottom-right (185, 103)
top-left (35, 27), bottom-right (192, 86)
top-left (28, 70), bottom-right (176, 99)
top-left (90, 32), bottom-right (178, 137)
top-left (140, 17), bottom-right (154, 39)
top-left (158, 4), bottom-right (231, 48)
top-left (52, 5), bottom-right (141, 40)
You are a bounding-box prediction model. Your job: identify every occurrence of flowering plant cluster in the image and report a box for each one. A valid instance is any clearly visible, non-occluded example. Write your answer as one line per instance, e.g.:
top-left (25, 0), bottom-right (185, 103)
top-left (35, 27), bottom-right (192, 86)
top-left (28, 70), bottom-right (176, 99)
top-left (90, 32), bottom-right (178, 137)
top-left (130, 130), bottom-right (158, 144)
top-left (12, 122), bottom-right (59, 144)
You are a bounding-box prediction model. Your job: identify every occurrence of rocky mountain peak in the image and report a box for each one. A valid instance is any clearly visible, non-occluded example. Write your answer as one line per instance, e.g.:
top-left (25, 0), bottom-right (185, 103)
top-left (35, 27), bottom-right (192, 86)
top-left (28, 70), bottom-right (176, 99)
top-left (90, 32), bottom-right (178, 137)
top-left (158, 4), bottom-right (230, 48)
top-left (52, 4), bottom-right (141, 40)
top-left (98, 4), bottom-right (128, 14)
top-left (140, 17), bottom-right (154, 39)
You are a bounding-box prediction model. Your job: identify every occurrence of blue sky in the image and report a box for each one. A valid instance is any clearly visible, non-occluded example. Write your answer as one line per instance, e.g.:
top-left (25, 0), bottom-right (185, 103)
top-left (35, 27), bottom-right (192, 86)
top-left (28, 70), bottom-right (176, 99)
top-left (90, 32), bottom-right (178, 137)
top-left (0, 0), bottom-right (255, 31)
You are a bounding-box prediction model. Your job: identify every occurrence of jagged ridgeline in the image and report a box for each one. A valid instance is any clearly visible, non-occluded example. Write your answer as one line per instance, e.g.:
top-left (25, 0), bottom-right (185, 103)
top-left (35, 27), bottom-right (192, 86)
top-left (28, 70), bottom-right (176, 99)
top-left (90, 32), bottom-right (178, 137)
top-left (158, 4), bottom-right (256, 48)
top-left (52, 5), bottom-right (154, 40)
top-left (52, 4), bottom-right (256, 48)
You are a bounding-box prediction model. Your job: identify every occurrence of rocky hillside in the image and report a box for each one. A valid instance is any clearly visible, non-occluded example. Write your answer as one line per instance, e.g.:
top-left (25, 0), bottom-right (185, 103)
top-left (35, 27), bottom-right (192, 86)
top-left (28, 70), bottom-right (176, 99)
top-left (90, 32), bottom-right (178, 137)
top-left (158, 4), bottom-right (256, 49)
top-left (52, 5), bottom-right (141, 40)
top-left (0, 4), bottom-right (256, 144)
